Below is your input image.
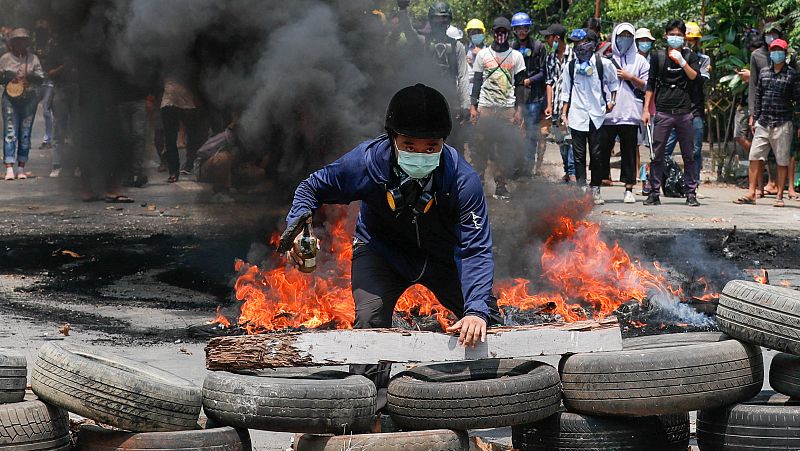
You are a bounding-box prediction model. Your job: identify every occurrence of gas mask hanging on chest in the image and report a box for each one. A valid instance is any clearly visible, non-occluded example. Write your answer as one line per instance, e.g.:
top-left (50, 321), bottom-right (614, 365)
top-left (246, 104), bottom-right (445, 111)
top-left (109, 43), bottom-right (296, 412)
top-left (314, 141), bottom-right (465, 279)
top-left (386, 165), bottom-right (435, 217)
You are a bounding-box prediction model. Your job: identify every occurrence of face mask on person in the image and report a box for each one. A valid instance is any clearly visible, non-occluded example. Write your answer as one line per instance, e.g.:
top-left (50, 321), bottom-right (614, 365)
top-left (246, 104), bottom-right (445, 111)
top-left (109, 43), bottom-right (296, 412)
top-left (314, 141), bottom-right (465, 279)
top-left (637, 41), bottom-right (653, 53)
top-left (396, 145), bottom-right (441, 179)
top-left (575, 42), bottom-right (594, 62)
top-left (551, 39), bottom-right (559, 52)
top-left (493, 29), bottom-right (509, 45)
top-left (770, 50), bottom-right (787, 64)
top-left (666, 35), bottom-right (684, 49)
top-left (616, 36), bottom-right (634, 53)
top-left (471, 33), bottom-right (485, 45)
top-left (765, 34), bottom-right (776, 45)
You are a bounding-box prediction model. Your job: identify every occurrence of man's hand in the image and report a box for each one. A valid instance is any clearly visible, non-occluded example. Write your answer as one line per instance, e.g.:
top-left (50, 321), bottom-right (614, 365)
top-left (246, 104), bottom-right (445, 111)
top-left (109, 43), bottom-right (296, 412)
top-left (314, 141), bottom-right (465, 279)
top-left (606, 101), bottom-right (615, 113)
top-left (469, 105), bottom-right (479, 125)
top-left (668, 49), bottom-right (686, 67)
top-left (446, 315), bottom-right (487, 347)
top-left (513, 108), bottom-right (523, 127)
top-left (748, 115), bottom-right (754, 133)
top-left (544, 105), bottom-right (552, 118)
top-left (523, 78), bottom-right (532, 87)
top-left (396, 0), bottom-right (410, 9)
top-left (616, 69), bottom-right (632, 81)
top-left (737, 69), bottom-right (750, 83)
top-left (642, 110), bottom-right (651, 126)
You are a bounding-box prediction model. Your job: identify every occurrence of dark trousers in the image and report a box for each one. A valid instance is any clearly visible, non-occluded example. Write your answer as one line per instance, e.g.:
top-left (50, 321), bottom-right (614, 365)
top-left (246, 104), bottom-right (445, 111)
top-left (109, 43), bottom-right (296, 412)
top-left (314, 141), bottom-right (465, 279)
top-left (649, 112), bottom-right (697, 194)
top-left (600, 124), bottom-right (639, 185)
top-left (161, 106), bottom-right (208, 176)
top-left (570, 122), bottom-right (603, 186)
top-left (348, 244), bottom-right (500, 391)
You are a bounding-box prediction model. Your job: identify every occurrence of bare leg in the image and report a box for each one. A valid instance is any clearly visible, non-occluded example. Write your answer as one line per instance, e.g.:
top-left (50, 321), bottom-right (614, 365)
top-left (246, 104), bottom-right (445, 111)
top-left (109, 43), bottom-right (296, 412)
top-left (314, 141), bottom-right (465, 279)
top-left (776, 165), bottom-right (788, 203)
top-left (747, 160), bottom-right (762, 200)
top-left (789, 156), bottom-right (798, 199)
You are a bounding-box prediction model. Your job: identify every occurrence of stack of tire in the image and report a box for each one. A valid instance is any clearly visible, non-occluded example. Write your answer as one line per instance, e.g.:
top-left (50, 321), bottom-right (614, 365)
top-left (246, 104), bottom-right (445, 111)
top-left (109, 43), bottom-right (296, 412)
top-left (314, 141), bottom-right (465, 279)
top-left (699, 279), bottom-right (800, 449)
top-left (0, 349), bottom-right (71, 451)
top-left (27, 342), bottom-right (250, 451)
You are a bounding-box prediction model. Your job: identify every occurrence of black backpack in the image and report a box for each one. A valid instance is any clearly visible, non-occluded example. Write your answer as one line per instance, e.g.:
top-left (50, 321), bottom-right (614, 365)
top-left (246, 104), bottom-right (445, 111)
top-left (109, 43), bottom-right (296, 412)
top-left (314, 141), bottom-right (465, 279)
top-left (662, 158), bottom-right (686, 198)
top-left (568, 54), bottom-right (607, 105)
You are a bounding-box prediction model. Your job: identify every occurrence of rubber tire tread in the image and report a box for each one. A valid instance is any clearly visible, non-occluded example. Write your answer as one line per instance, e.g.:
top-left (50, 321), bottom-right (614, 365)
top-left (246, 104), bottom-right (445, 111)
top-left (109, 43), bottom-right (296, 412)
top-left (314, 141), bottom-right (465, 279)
top-left (387, 359), bottom-right (562, 430)
top-left (0, 350), bottom-right (26, 404)
top-left (293, 430), bottom-right (469, 451)
top-left (512, 412), bottom-right (689, 451)
top-left (623, 332), bottom-right (730, 350)
top-left (770, 352), bottom-right (800, 398)
top-left (75, 425), bottom-right (252, 451)
top-left (0, 397), bottom-right (70, 451)
top-left (31, 342), bottom-right (201, 432)
top-left (717, 279), bottom-right (800, 355)
top-left (560, 339), bottom-right (763, 416)
top-left (202, 371), bottom-right (376, 434)
top-left (697, 390), bottom-right (800, 450)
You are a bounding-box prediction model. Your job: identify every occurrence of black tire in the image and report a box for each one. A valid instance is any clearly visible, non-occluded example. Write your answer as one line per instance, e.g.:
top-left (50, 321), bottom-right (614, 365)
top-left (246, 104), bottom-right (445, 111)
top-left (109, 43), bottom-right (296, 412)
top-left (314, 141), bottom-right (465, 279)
top-left (75, 425), bottom-right (251, 451)
top-left (31, 342), bottom-right (201, 432)
top-left (0, 350), bottom-right (26, 404)
top-left (512, 412), bottom-right (689, 450)
top-left (697, 390), bottom-right (800, 450)
top-left (0, 395), bottom-right (70, 451)
top-left (768, 352), bottom-right (800, 398)
top-left (560, 339), bottom-right (763, 416)
top-left (717, 279), bottom-right (800, 355)
top-left (387, 359), bottom-right (561, 430)
top-left (623, 332), bottom-right (729, 350)
top-left (294, 430), bottom-right (469, 451)
top-left (202, 370), bottom-right (376, 434)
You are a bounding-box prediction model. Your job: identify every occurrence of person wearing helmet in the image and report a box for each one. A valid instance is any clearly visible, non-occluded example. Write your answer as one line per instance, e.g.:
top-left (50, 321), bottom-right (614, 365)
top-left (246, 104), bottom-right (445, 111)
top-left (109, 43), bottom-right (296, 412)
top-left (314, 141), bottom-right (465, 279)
top-left (511, 12), bottom-right (548, 178)
top-left (396, 1), bottom-right (471, 119)
top-left (469, 17), bottom-right (528, 199)
top-left (282, 84), bottom-right (501, 355)
top-left (0, 28), bottom-right (45, 181)
top-left (465, 18), bottom-right (486, 96)
top-left (661, 21), bottom-right (709, 187)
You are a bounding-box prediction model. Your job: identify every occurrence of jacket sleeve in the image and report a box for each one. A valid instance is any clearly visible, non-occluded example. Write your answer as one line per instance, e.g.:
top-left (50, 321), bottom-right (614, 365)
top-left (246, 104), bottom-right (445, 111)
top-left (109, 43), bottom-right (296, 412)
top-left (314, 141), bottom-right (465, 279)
top-left (455, 41), bottom-right (471, 110)
top-left (453, 170), bottom-right (495, 322)
top-left (528, 44), bottom-right (547, 84)
top-left (748, 53), bottom-right (758, 114)
top-left (286, 147), bottom-right (373, 225)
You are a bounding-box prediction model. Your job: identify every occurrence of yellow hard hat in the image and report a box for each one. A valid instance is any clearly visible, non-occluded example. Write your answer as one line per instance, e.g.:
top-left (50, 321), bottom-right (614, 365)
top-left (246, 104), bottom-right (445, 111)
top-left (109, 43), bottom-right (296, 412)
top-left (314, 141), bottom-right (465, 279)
top-left (685, 22), bottom-right (702, 39)
top-left (466, 18), bottom-right (486, 33)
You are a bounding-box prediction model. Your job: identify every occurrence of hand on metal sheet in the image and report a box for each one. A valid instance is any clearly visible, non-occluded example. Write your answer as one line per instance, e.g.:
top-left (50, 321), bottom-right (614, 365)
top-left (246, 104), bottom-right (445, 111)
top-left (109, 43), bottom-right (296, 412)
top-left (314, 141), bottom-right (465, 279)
top-left (446, 315), bottom-right (487, 348)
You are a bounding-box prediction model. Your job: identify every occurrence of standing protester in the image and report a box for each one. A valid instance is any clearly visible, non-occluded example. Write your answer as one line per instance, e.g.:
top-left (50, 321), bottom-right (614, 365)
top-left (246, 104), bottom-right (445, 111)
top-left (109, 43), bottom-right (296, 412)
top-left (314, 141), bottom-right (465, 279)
top-left (280, 84), bottom-right (501, 401)
top-left (732, 34), bottom-right (762, 185)
top-left (397, 1), bottom-right (471, 122)
top-left (33, 19), bottom-right (55, 152)
top-left (635, 27), bottom-right (656, 192)
top-left (543, 23), bottom-right (575, 183)
top-left (601, 22), bottom-right (649, 204)
top-left (560, 28), bottom-right (619, 205)
top-left (160, 66), bottom-right (208, 183)
top-left (642, 20), bottom-right (701, 206)
top-left (663, 21), bottom-right (710, 185)
top-left (470, 17), bottom-right (527, 199)
top-left (0, 29), bottom-right (44, 181)
top-left (511, 12), bottom-right (547, 178)
top-left (465, 19), bottom-right (486, 96)
top-left (735, 39), bottom-right (800, 207)
top-left (48, 33), bottom-right (79, 179)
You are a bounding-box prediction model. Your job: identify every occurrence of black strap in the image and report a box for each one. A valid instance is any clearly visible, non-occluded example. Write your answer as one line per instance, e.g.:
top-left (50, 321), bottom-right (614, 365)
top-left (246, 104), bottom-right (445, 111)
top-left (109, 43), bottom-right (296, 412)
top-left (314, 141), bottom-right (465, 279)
top-left (485, 49), bottom-right (514, 85)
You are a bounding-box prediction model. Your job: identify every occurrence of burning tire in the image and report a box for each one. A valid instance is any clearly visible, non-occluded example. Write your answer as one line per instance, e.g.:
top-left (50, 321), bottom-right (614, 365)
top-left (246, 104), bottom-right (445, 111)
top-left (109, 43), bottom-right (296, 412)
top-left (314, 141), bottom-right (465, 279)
top-left (386, 359), bottom-right (561, 430)
top-left (697, 390), bottom-right (800, 450)
top-left (75, 425), bottom-right (251, 451)
top-left (293, 430), bottom-right (469, 451)
top-left (717, 279), bottom-right (800, 355)
top-left (622, 332), bottom-right (730, 350)
top-left (0, 349), bottom-right (26, 404)
top-left (202, 369), bottom-right (376, 434)
top-left (511, 412), bottom-right (689, 451)
top-left (769, 352), bottom-right (800, 398)
top-left (0, 395), bottom-right (70, 451)
top-left (560, 339), bottom-right (763, 416)
top-left (31, 343), bottom-right (202, 432)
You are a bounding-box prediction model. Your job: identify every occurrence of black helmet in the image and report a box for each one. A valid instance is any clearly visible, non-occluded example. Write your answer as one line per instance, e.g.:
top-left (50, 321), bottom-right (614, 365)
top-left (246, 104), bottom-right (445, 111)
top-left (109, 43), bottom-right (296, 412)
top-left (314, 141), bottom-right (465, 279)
top-left (385, 84), bottom-right (451, 139)
top-left (428, 1), bottom-right (452, 20)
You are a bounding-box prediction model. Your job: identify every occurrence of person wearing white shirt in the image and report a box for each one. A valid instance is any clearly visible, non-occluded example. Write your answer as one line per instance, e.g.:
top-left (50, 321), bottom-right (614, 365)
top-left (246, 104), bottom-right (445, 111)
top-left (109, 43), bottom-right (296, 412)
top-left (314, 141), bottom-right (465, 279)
top-left (560, 28), bottom-right (618, 204)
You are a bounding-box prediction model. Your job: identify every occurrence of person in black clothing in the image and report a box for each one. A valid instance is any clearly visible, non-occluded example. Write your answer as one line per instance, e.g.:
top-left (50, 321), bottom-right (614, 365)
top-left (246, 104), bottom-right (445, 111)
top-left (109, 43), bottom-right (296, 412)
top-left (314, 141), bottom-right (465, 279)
top-left (510, 12), bottom-right (547, 177)
top-left (641, 20), bottom-right (701, 206)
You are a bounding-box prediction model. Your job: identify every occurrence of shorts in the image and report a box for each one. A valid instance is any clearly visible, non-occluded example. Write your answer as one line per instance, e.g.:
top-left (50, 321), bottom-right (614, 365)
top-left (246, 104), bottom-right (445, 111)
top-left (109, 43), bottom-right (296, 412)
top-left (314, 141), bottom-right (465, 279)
top-left (734, 106), bottom-right (751, 141)
top-left (750, 121), bottom-right (793, 166)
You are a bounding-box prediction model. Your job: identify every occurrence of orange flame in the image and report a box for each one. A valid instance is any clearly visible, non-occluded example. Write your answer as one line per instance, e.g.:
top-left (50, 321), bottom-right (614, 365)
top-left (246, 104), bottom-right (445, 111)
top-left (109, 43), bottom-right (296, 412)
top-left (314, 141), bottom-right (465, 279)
top-left (210, 306), bottom-right (231, 328)
top-left (747, 268), bottom-right (768, 284)
top-left (220, 210), bottom-right (722, 333)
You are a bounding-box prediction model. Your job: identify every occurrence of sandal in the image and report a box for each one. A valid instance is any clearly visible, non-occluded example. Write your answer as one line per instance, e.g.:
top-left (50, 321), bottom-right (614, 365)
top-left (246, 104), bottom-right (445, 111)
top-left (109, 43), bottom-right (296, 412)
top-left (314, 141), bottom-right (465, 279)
top-left (774, 199), bottom-right (785, 207)
top-left (734, 196), bottom-right (756, 205)
top-left (104, 195), bottom-right (135, 204)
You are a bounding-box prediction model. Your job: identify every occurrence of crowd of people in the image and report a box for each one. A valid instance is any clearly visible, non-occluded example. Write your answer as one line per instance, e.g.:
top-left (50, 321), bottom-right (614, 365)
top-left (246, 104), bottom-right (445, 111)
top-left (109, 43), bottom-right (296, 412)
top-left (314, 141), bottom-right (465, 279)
top-left (391, 1), bottom-right (800, 207)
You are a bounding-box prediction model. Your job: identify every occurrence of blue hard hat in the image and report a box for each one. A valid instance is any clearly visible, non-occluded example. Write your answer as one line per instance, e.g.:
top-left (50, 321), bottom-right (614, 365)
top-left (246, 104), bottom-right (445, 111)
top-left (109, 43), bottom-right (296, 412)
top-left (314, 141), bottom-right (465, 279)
top-left (569, 28), bottom-right (587, 42)
top-left (511, 12), bottom-right (532, 28)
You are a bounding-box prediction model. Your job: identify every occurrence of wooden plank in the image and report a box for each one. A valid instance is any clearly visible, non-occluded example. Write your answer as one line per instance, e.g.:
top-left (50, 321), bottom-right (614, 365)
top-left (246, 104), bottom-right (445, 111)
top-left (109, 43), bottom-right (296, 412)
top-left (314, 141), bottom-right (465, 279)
top-left (205, 318), bottom-right (621, 371)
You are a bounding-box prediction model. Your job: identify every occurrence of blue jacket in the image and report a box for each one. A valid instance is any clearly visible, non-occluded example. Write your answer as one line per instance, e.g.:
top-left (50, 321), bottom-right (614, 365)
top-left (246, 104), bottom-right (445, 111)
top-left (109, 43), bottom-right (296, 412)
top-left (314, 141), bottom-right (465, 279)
top-left (286, 135), bottom-right (495, 322)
